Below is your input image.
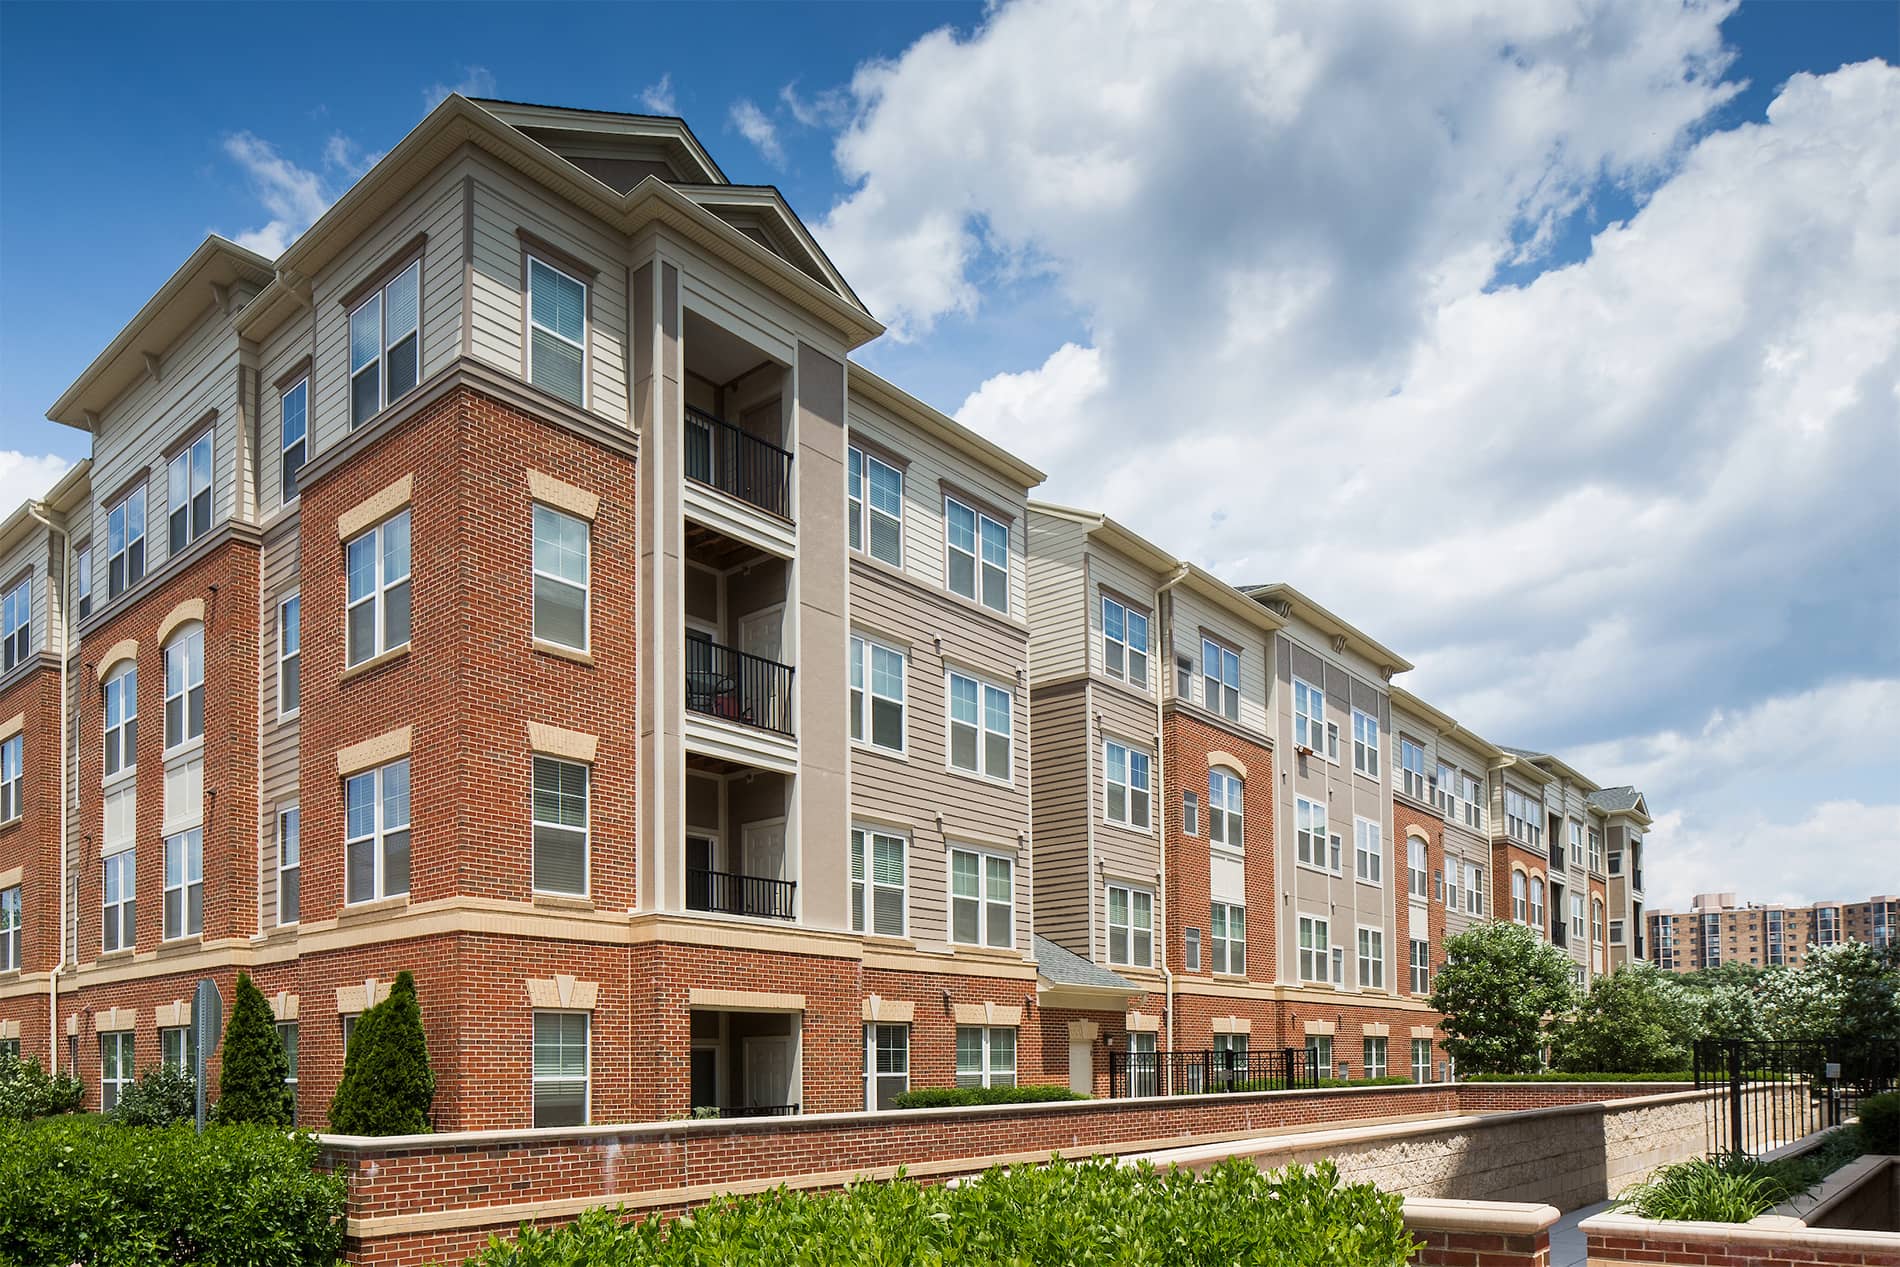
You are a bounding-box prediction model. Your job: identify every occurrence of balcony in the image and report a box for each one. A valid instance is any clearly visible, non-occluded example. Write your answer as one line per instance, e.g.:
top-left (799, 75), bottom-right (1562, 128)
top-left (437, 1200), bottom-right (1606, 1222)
top-left (685, 638), bottom-right (794, 737)
top-left (685, 406), bottom-right (793, 521)
top-left (687, 867), bottom-right (797, 921)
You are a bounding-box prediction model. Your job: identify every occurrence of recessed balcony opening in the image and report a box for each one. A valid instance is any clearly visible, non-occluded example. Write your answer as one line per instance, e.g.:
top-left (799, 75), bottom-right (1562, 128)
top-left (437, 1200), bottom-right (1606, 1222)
top-left (683, 310), bottom-right (791, 521)
top-left (684, 759), bottom-right (795, 921)
top-left (684, 536), bottom-right (792, 737)
top-left (689, 1007), bottom-right (800, 1118)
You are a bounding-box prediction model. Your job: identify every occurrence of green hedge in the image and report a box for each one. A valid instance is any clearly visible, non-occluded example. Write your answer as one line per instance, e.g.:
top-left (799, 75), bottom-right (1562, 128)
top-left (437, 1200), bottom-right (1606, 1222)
top-left (1860, 1092), bottom-right (1900, 1154)
top-left (0, 1116), bottom-right (346, 1266)
top-left (0, 1051), bottom-right (83, 1121)
top-left (1460, 1071), bottom-right (1695, 1083)
top-left (889, 1084), bottom-right (1089, 1109)
top-left (462, 1156), bottom-right (1419, 1265)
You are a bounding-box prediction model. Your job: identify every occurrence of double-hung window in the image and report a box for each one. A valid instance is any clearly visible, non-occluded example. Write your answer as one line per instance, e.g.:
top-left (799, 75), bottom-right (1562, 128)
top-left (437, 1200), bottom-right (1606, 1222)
top-left (850, 827), bottom-right (906, 936)
top-left (0, 578), bottom-right (28, 671)
top-left (1181, 790), bottom-right (1200, 836)
top-left (1357, 927), bottom-right (1385, 989)
top-left (1410, 938), bottom-right (1430, 993)
top-left (0, 734), bottom-right (20, 823)
top-left (1351, 709), bottom-right (1380, 777)
top-left (1571, 894), bottom-right (1586, 941)
top-left (1107, 883), bottom-right (1153, 967)
top-left (1588, 827), bottom-right (1603, 873)
top-left (101, 1033), bottom-right (134, 1112)
top-left (103, 664), bottom-right (136, 778)
top-left (1100, 595), bottom-right (1148, 687)
top-left (532, 1011), bottom-right (589, 1127)
top-left (1307, 1034), bottom-right (1332, 1080)
top-left (106, 485), bottom-right (146, 599)
top-left (1436, 762), bottom-right (1456, 816)
top-left (1354, 817), bottom-right (1382, 885)
top-left (166, 430), bottom-right (213, 555)
top-left (847, 446), bottom-right (903, 565)
top-left (532, 505), bottom-right (589, 650)
top-left (280, 378), bottom-right (308, 502)
top-left (1363, 1036), bottom-right (1388, 1079)
top-left (278, 1023), bottom-right (299, 1088)
top-left (163, 826), bottom-right (202, 940)
top-left (1298, 914), bottom-right (1330, 982)
top-left (349, 258), bottom-right (421, 427)
top-left (1466, 863), bottom-right (1485, 916)
top-left (1408, 836), bottom-right (1428, 900)
top-left (865, 1023), bottom-right (909, 1110)
top-left (848, 634), bottom-right (906, 752)
top-left (1529, 876), bottom-right (1545, 931)
top-left (1512, 871), bottom-right (1528, 922)
top-left (1210, 902), bottom-right (1244, 975)
top-left (1569, 819), bottom-right (1585, 868)
top-left (1183, 926), bottom-right (1201, 971)
top-left (527, 257), bottom-right (588, 406)
top-left (1296, 797), bottom-right (1329, 869)
top-left (532, 757), bottom-right (589, 896)
top-left (161, 1025), bottom-right (196, 1075)
top-left (1412, 1037), bottom-right (1432, 1083)
top-left (1175, 654), bottom-right (1194, 702)
top-left (1201, 638), bottom-right (1239, 720)
top-left (102, 788), bottom-right (135, 951)
top-left (277, 806), bottom-right (300, 925)
top-left (345, 757), bottom-right (411, 904)
top-left (949, 847), bottom-right (1012, 948)
top-left (346, 511), bottom-right (412, 666)
top-left (945, 497), bottom-right (1009, 614)
top-left (1207, 768), bottom-right (1242, 850)
top-left (1293, 679), bottom-right (1324, 753)
top-left (947, 671), bottom-right (1010, 782)
top-left (1592, 899), bottom-right (1605, 946)
top-left (277, 594), bottom-right (300, 716)
top-left (1462, 774), bottom-right (1484, 830)
top-left (1398, 738), bottom-right (1426, 801)
top-left (1446, 861), bottom-right (1460, 910)
top-left (956, 1026), bottom-right (1016, 1089)
top-left (0, 887), bottom-right (19, 971)
top-left (165, 625), bottom-right (204, 749)
top-left (1103, 740), bottom-right (1151, 829)
top-left (74, 545), bottom-right (91, 620)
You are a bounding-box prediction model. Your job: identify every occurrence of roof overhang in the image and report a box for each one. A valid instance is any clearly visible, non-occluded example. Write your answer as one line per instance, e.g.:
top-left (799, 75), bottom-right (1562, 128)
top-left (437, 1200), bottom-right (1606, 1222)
top-left (48, 239), bottom-right (272, 429)
top-left (1493, 752), bottom-right (1558, 787)
top-left (1242, 582), bottom-right (1413, 678)
top-left (1036, 981), bottom-right (1144, 1011)
top-left (469, 97), bottom-right (727, 183)
top-left (1388, 685), bottom-right (1505, 759)
top-left (679, 184), bottom-right (865, 312)
top-left (0, 458), bottom-right (91, 554)
top-left (1029, 501), bottom-right (1179, 576)
top-left (1180, 562), bottom-right (1287, 635)
top-left (852, 365), bottom-right (1045, 491)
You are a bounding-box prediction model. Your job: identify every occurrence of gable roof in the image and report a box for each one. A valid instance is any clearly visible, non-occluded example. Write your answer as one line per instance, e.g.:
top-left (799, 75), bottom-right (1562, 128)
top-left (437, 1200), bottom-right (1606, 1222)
top-left (1588, 785), bottom-right (1649, 817)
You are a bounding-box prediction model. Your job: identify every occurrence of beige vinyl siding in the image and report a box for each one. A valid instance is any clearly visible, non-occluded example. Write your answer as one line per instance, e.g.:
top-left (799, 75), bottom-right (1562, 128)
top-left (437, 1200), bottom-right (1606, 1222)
top-left (1029, 682), bottom-right (1092, 958)
top-left (257, 517), bottom-right (300, 930)
top-left (1086, 549), bottom-right (1162, 691)
top-left (255, 308), bottom-right (316, 517)
top-left (307, 163), bottom-right (468, 459)
top-left (1166, 586), bottom-right (1270, 737)
top-left (1091, 677), bottom-right (1161, 956)
top-left (1025, 511), bottom-right (1088, 682)
top-left (0, 530), bottom-right (49, 666)
top-left (469, 167), bottom-right (632, 424)
top-left (846, 560), bottom-right (1031, 952)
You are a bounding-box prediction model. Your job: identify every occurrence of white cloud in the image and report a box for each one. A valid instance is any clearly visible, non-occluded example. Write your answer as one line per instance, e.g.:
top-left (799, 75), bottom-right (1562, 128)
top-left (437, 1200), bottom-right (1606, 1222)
top-left (424, 65), bottom-right (497, 110)
top-left (817, 2), bottom-right (1900, 908)
top-left (781, 80), bottom-right (851, 129)
top-left (640, 73), bottom-right (677, 115)
top-left (729, 99), bottom-right (785, 167)
top-left (0, 451), bottom-right (73, 515)
top-left (220, 131), bottom-right (334, 257)
top-left (1645, 801), bottom-right (1900, 911)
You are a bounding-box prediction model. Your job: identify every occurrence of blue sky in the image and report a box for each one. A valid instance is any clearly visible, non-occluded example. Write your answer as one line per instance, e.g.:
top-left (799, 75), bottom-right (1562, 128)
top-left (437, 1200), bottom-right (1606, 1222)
top-left (2, 1), bottom-right (1896, 908)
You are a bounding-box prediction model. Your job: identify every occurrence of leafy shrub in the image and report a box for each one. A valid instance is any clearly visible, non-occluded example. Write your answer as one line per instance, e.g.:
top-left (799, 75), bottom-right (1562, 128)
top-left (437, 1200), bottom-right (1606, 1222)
top-left (1550, 963), bottom-right (1701, 1073)
top-left (1315, 1075), bottom-right (1415, 1089)
top-left (217, 972), bottom-right (294, 1126)
top-left (1428, 921), bottom-right (1576, 1074)
top-left (889, 1084), bottom-right (1088, 1109)
top-left (111, 1063), bottom-right (197, 1127)
top-left (1860, 1091), bottom-right (1900, 1154)
top-left (0, 1051), bottom-right (83, 1121)
top-left (1617, 1127), bottom-right (1865, 1222)
top-left (0, 1115), bottom-right (346, 1266)
top-left (330, 968), bottom-right (435, 1133)
top-left (1461, 1070), bottom-right (1695, 1083)
top-left (462, 1155), bottom-right (1420, 1265)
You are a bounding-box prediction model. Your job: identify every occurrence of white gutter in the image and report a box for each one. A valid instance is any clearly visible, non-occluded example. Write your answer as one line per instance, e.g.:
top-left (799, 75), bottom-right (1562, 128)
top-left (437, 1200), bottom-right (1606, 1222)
top-left (1152, 564), bottom-right (1191, 1056)
top-left (25, 503), bottom-right (68, 1069)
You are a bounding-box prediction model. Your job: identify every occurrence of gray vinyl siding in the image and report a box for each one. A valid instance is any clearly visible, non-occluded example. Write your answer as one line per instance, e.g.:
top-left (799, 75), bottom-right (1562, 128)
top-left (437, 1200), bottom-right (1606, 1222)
top-left (1028, 682), bottom-right (1091, 957)
top-left (255, 307), bottom-right (316, 518)
top-left (1025, 513), bottom-right (1088, 683)
top-left (846, 560), bottom-right (1031, 952)
top-left (257, 516), bottom-right (300, 930)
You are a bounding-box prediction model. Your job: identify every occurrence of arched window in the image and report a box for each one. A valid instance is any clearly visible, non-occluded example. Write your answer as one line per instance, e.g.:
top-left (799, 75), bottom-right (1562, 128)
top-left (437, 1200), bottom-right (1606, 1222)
top-left (1529, 876), bottom-right (1546, 933)
top-left (1511, 871), bottom-right (1527, 923)
top-left (1207, 768), bottom-right (1243, 849)
top-left (164, 623), bottom-right (204, 750)
top-left (103, 662), bottom-right (138, 778)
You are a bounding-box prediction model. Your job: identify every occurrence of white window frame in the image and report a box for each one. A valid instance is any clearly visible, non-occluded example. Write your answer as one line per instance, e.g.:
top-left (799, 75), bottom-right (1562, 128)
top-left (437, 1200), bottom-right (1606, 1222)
top-left (1102, 739), bottom-right (1151, 830)
top-left (277, 804), bottom-right (300, 926)
top-left (1410, 938), bottom-right (1430, 994)
top-left (1512, 871), bottom-right (1528, 923)
top-left (101, 1032), bottom-right (134, 1113)
top-left (1530, 876), bottom-right (1546, 932)
top-left (1207, 767), bottom-right (1242, 851)
top-left (849, 633), bottom-right (907, 754)
top-left (1201, 637), bottom-right (1239, 721)
top-left (1609, 919), bottom-right (1625, 945)
top-left (1412, 1037), bottom-right (1432, 1083)
top-left (1352, 708), bottom-right (1380, 778)
top-left (0, 734), bottom-right (20, 824)
top-left (1571, 893), bottom-right (1586, 941)
top-left (103, 663), bottom-right (136, 781)
top-left (278, 1022), bottom-right (298, 1087)
top-left (945, 668), bottom-right (1011, 783)
top-left (1099, 594), bottom-right (1149, 688)
top-left (1296, 796), bottom-right (1332, 872)
top-left (1107, 882), bottom-right (1153, 968)
top-left (280, 377), bottom-right (308, 504)
top-left (106, 483), bottom-right (146, 600)
top-left (163, 623), bottom-right (204, 752)
top-left (344, 757), bottom-right (411, 905)
top-left (1298, 913), bottom-right (1330, 983)
top-left (1357, 926), bottom-right (1385, 990)
top-left (1466, 863), bottom-right (1486, 916)
top-left (531, 504), bottom-right (591, 652)
top-left (850, 826), bottom-right (907, 937)
top-left (1293, 678), bottom-right (1324, 753)
top-left (1592, 898), bottom-right (1605, 946)
top-left (0, 886), bottom-right (19, 972)
top-left (1588, 826), bottom-right (1604, 873)
top-left (1398, 737), bottom-right (1427, 801)
top-left (1435, 761), bottom-right (1456, 817)
top-left (1307, 1033), bottom-right (1333, 1080)
top-left (955, 1025), bottom-right (1017, 1089)
top-left (1210, 901), bottom-right (1244, 975)
top-left (348, 257), bottom-right (421, 427)
top-left (1175, 653), bottom-right (1194, 702)
top-left (1462, 773), bottom-right (1484, 830)
top-left (0, 578), bottom-right (28, 672)
top-left (532, 1010), bottom-right (591, 1127)
top-left (864, 1022), bottom-right (909, 1110)
top-left (166, 429), bottom-right (213, 555)
top-left (161, 1025), bottom-right (195, 1075)
top-left (1354, 816), bottom-right (1383, 885)
top-left (1446, 860), bottom-right (1461, 911)
top-left (346, 511), bottom-right (412, 666)
top-left (847, 445), bottom-right (904, 566)
top-left (163, 826), bottom-right (202, 941)
top-left (74, 543), bottom-right (92, 621)
top-left (943, 496), bottom-right (1010, 615)
top-left (1569, 818), bottom-right (1585, 868)
top-left (948, 845), bottom-right (1013, 949)
top-left (102, 788), bottom-right (135, 952)
top-left (1184, 925), bottom-right (1201, 972)
top-left (1181, 789), bottom-right (1200, 836)
top-left (526, 256), bottom-right (589, 407)
top-left (277, 593), bottom-right (301, 718)
top-left (531, 756), bottom-right (590, 897)
top-left (1408, 835), bottom-right (1428, 900)
top-left (1363, 1035), bottom-right (1389, 1079)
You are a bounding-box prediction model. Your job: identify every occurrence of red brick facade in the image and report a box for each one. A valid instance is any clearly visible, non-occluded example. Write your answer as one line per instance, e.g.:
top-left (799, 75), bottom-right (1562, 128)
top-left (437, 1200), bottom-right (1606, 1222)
top-left (0, 657), bottom-right (63, 1060)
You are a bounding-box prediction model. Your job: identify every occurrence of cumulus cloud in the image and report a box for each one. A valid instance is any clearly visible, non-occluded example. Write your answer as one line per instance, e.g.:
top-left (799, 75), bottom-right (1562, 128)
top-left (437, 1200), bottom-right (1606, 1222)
top-left (1644, 801), bottom-right (1900, 911)
top-left (640, 73), bottom-right (677, 115)
top-left (781, 80), bottom-right (852, 129)
top-left (0, 452), bottom-right (72, 515)
top-left (814, 1), bottom-right (1900, 905)
top-left (729, 99), bottom-right (784, 166)
top-left (424, 65), bottom-right (497, 110)
top-left (221, 124), bottom-right (385, 258)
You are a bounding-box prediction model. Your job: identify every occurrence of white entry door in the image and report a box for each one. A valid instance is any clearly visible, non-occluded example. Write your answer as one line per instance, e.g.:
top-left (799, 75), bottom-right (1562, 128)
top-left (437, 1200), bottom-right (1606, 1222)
top-left (742, 820), bottom-right (786, 881)
top-left (1069, 1040), bottom-right (1094, 1096)
top-left (739, 607), bottom-right (783, 662)
top-left (745, 1035), bottom-right (793, 1110)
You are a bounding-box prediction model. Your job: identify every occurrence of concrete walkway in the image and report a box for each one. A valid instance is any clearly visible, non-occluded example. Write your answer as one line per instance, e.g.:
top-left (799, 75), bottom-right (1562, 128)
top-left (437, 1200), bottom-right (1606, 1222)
top-left (1550, 1200), bottom-right (1613, 1267)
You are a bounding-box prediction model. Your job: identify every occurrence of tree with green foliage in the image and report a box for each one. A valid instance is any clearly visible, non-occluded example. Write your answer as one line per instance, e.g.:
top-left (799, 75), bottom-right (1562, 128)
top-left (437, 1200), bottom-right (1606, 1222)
top-left (1549, 962), bottom-right (1701, 1073)
top-left (1428, 921), bottom-right (1575, 1075)
top-left (1696, 980), bottom-right (1767, 1043)
top-left (1757, 941), bottom-right (1900, 1064)
top-left (111, 1063), bottom-right (196, 1127)
top-left (328, 970), bottom-right (434, 1134)
top-left (215, 972), bottom-right (294, 1126)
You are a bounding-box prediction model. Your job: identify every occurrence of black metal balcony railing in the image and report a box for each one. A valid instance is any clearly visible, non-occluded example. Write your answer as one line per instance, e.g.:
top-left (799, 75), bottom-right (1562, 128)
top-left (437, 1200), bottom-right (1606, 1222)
top-left (1107, 1047), bottom-right (1319, 1099)
top-left (684, 406), bottom-right (794, 520)
top-left (687, 867), bottom-right (797, 921)
top-left (685, 638), bottom-right (794, 736)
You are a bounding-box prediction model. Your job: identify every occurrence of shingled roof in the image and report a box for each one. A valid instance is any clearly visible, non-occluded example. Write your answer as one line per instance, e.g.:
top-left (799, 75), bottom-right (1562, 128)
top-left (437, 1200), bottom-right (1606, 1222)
top-left (1033, 935), bottom-right (1140, 992)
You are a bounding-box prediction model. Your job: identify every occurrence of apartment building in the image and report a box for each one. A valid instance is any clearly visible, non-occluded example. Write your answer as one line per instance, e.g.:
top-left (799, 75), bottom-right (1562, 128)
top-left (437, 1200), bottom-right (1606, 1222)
top-left (1648, 892), bottom-right (1898, 972)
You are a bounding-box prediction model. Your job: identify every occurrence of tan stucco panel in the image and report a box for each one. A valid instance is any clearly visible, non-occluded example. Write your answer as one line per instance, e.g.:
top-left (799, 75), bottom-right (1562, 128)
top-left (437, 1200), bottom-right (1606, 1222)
top-left (0, 1018), bottom-right (17, 1041)
top-left (153, 999), bottom-right (190, 1028)
top-left (271, 991), bottom-right (300, 1022)
top-left (862, 997), bottom-right (915, 1023)
top-left (336, 726), bottom-right (412, 776)
top-left (155, 597), bottom-right (205, 647)
top-left (1363, 1022), bottom-right (1389, 1037)
top-left (1067, 1020), bottom-right (1100, 1044)
top-left (1412, 1025), bottom-right (1436, 1039)
top-left (527, 722), bottom-right (598, 764)
top-left (1212, 1015), bottom-right (1253, 1035)
top-left (689, 988), bottom-right (805, 1012)
top-left (526, 974), bottom-right (599, 1011)
top-left (337, 474), bottom-right (413, 541)
top-left (336, 977), bottom-right (394, 1016)
top-left (1304, 1019), bottom-right (1337, 1036)
top-left (0, 865), bottom-right (20, 889)
top-left (95, 639), bottom-right (138, 682)
top-left (527, 470), bottom-right (600, 521)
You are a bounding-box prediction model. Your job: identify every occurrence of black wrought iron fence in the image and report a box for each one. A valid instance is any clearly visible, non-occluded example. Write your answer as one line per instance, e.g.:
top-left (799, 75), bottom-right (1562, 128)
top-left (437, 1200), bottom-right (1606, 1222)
top-left (1693, 1037), bottom-right (1900, 1157)
top-left (1107, 1046), bottom-right (1319, 1099)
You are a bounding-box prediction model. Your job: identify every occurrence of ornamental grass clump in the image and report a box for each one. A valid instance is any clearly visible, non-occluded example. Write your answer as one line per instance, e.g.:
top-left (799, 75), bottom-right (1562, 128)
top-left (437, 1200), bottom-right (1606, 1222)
top-left (462, 1155), bottom-right (1420, 1265)
top-left (1618, 1127), bottom-right (1867, 1223)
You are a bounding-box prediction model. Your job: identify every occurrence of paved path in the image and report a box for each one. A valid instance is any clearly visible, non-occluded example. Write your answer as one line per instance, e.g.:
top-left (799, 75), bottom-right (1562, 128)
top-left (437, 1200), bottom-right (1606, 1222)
top-left (1550, 1200), bottom-right (1613, 1267)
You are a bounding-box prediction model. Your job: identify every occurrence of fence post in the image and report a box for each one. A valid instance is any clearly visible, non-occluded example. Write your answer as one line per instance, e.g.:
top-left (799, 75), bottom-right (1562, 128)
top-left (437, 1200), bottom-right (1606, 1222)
top-left (1726, 1039), bottom-right (1744, 1156)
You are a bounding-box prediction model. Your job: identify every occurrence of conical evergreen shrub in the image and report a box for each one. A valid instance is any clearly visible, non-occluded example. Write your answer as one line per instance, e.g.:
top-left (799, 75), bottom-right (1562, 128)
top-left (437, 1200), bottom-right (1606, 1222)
top-left (328, 970), bottom-right (435, 1134)
top-left (214, 972), bottom-right (294, 1126)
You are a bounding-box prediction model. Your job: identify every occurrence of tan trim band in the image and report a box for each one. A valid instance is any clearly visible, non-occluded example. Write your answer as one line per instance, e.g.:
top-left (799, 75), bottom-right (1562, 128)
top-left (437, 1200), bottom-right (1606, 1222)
top-left (526, 975), bottom-right (599, 1011)
top-left (337, 726), bottom-right (411, 777)
top-left (1125, 1011), bottom-right (1160, 1033)
top-left (862, 998), bottom-right (914, 1023)
top-left (0, 715), bottom-right (19, 744)
top-left (337, 978), bottom-right (394, 1016)
top-left (337, 475), bottom-right (413, 542)
top-left (1212, 1015), bottom-right (1252, 1035)
top-left (528, 470), bottom-right (600, 522)
top-left (95, 640), bottom-right (138, 682)
top-left (155, 598), bottom-right (205, 647)
top-left (688, 988), bottom-right (804, 1012)
top-left (272, 991), bottom-right (301, 1022)
top-left (95, 1007), bottom-right (136, 1033)
top-left (527, 721), bottom-right (597, 764)
top-left (1362, 1022), bottom-right (1389, 1037)
top-left (0, 865), bottom-right (21, 889)
top-left (1304, 1019), bottom-right (1336, 1036)
top-left (1206, 750), bottom-right (1248, 779)
top-left (952, 1002), bottom-right (1023, 1027)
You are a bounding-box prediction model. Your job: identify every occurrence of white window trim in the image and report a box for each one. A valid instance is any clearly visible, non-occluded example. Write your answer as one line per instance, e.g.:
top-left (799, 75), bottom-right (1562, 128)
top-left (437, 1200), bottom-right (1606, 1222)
top-left (946, 843), bottom-right (1014, 950)
top-left (0, 734), bottom-right (21, 825)
top-left (1408, 835), bottom-right (1429, 901)
top-left (346, 511), bottom-right (412, 666)
top-left (344, 758), bottom-right (411, 905)
top-left (102, 663), bottom-right (137, 785)
top-left (531, 1009), bottom-right (592, 1127)
top-left (162, 623), bottom-right (205, 754)
top-left (1363, 1034), bottom-right (1389, 1079)
top-left (1351, 708), bottom-right (1380, 778)
top-left (1357, 924), bottom-right (1386, 991)
top-left (944, 667), bottom-right (1012, 785)
top-left (348, 258), bottom-right (422, 426)
top-left (166, 429), bottom-right (214, 555)
top-left (849, 632), bottom-right (908, 756)
top-left (1102, 737), bottom-right (1152, 831)
top-left (0, 578), bottom-right (28, 672)
top-left (0, 886), bottom-right (20, 973)
top-left (280, 378), bottom-right (308, 506)
top-left (526, 256), bottom-right (590, 408)
top-left (277, 804), bottom-right (300, 927)
top-left (1292, 677), bottom-right (1324, 754)
top-left (864, 1022), bottom-right (910, 1110)
top-left (1353, 816), bottom-right (1383, 886)
top-left (1106, 881), bottom-right (1154, 968)
top-left (277, 592), bottom-right (301, 720)
top-left (847, 445), bottom-right (905, 567)
top-left (106, 483), bottom-right (147, 600)
top-left (530, 756), bottom-right (591, 898)
top-left (1200, 636), bottom-right (1239, 722)
top-left (162, 826), bottom-right (203, 942)
top-left (1207, 767), bottom-right (1243, 853)
top-left (1099, 593), bottom-right (1150, 689)
top-left (955, 1024), bottom-right (1018, 1089)
top-left (1298, 913), bottom-right (1331, 983)
top-left (1295, 796), bottom-right (1334, 874)
top-left (851, 825), bottom-right (908, 938)
top-left (531, 503), bottom-right (592, 653)
top-left (1409, 938), bottom-right (1431, 994)
top-left (942, 495), bottom-right (1010, 615)
top-left (102, 803), bottom-right (135, 954)
top-left (1209, 900), bottom-right (1245, 976)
